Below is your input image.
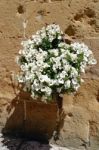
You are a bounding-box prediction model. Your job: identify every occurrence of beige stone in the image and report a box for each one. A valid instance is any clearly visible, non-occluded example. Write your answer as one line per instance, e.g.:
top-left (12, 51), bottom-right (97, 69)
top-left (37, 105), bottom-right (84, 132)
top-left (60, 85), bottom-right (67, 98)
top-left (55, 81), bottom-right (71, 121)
top-left (0, 0), bottom-right (99, 149)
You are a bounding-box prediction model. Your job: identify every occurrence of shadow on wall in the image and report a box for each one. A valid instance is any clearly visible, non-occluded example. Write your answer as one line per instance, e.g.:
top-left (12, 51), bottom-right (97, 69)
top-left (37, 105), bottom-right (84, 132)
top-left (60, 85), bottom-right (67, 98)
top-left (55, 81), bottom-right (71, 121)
top-left (2, 90), bottom-right (58, 143)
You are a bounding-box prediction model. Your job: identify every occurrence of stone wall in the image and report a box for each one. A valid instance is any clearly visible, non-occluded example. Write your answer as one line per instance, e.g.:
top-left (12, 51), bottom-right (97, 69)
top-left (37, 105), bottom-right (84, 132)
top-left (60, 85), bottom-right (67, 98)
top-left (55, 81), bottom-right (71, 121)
top-left (53, 38), bottom-right (99, 150)
top-left (0, 0), bottom-right (99, 149)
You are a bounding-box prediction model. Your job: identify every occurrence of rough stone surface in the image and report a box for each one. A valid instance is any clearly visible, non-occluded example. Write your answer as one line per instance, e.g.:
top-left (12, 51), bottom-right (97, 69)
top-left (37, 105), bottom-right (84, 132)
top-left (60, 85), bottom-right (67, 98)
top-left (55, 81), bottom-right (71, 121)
top-left (0, 0), bottom-right (99, 149)
top-left (55, 79), bottom-right (99, 149)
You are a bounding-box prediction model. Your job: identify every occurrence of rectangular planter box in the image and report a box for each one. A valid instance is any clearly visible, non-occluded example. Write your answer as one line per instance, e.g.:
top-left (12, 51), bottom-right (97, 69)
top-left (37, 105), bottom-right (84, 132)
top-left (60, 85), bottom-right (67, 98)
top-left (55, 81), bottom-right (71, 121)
top-left (2, 92), bottom-right (57, 141)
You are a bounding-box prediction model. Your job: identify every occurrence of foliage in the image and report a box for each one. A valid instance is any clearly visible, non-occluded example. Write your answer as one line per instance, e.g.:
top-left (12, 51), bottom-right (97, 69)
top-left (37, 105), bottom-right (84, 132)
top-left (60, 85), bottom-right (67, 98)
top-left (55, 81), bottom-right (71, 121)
top-left (16, 24), bottom-right (97, 102)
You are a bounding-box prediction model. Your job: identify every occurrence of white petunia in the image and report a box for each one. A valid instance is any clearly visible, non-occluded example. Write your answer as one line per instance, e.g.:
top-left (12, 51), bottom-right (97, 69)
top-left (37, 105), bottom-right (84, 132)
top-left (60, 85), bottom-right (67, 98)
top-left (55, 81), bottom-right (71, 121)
top-left (70, 53), bottom-right (77, 61)
top-left (65, 80), bottom-right (71, 89)
top-left (16, 24), bottom-right (97, 102)
top-left (70, 67), bottom-right (78, 77)
top-left (39, 75), bottom-right (50, 83)
top-left (58, 78), bottom-right (64, 84)
top-left (49, 49), bottom-right (59, 57)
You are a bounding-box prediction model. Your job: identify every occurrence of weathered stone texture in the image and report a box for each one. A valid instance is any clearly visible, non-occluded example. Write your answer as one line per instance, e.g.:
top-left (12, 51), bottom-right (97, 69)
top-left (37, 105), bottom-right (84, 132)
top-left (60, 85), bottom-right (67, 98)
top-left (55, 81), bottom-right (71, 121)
top-left (0, 0), bottom-right (99, 149)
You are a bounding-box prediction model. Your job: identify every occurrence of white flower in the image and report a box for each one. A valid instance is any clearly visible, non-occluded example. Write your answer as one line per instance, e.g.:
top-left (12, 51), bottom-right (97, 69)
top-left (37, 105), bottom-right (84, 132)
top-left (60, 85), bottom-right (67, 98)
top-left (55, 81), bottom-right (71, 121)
top-left (49, 49), bottom-right (59, 57)
top-left (25, 72), bottom-right (33, 80)
top-left (39, 75), bottom-right (50, 83)
top-left (80, 65), bottom-right (85, 73)
top-left (57, 87), bottom-right (62, 93)
top-left (70, 67), bottom-right (78, 77)
top-left (58, 35), bottom-right (62, 40)
top-left (16, 24), bottom-right (97, 102)
top-left (65, 80), bottom-right (71, 89)
top-left (88, 58), bottom-right (97, 65)
top-left (72, 78), bottom-right (78, 85)
top-left (49, 80), bottom-right (56, 86)
top-left (20, 65), bottom-right (26, 71)
top-left (18, 75), bottom-right (24, 83)
top-left (58, 78), bottom-right (64, 84)
top-left (41, 86), bottom-right (52, 96)
top-left (46, 87), bottom-right (52, 95)
top-left (59, 71), bottom-right (67, 78)
top-left (70, 53), bottom-right (77, 61)
top-left (64, 64), bottom-right (71, 72)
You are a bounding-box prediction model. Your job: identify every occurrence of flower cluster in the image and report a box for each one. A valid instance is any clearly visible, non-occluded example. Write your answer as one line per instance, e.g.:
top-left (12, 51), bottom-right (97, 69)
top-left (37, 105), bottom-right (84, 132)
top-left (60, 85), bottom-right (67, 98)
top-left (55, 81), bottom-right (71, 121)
top-left (16, 24), bottom-right (97, 102)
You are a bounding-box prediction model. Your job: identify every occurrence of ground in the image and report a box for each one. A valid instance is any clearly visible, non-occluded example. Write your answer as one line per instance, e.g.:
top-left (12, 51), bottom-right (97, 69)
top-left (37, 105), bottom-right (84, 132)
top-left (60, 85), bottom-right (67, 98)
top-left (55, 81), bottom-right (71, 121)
top-left (0, 134), bottom-right (85, 150)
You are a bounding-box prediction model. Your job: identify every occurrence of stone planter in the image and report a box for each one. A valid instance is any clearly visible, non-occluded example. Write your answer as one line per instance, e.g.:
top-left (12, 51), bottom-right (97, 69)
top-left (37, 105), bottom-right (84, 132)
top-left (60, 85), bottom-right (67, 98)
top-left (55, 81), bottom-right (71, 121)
top-left (2, 91), bottom-right (60, 141)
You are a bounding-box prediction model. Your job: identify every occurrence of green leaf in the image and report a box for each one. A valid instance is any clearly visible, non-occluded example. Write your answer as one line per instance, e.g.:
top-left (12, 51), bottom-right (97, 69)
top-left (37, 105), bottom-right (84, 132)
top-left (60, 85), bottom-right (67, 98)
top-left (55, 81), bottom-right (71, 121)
top-left (66, 54), bottom-right (71, 62)
top-left (77, 53), bottom-right (84, 63)
top-left (20, 56), bottom-right (27, 64)
top-left (41, 38), bottom-right (52, 50)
